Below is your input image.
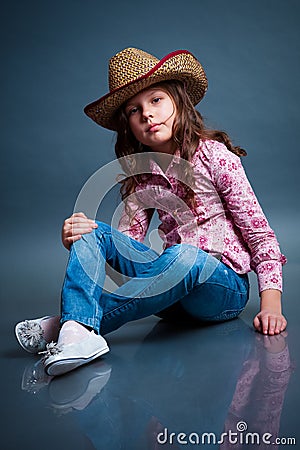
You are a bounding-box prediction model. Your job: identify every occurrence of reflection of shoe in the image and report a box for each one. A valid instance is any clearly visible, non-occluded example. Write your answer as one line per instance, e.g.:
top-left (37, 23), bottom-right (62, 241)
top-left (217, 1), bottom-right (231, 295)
top-left (21, 358), bottom-right (53, 394)
top-left (42, 331), bottom-right (109, 376)
top-left (48, 360), bottom-right (112, 414)
top-left (15, 316), bottom-right (51, 353)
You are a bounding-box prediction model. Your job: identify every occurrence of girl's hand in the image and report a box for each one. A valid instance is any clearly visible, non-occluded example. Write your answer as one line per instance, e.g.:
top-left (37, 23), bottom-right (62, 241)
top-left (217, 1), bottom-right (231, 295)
top-left (253, 310), bottom-right (287, 335)
top-left (62, 212), bottom-right (98, 250)
top-left (253, 289), bottom-right (287, 335)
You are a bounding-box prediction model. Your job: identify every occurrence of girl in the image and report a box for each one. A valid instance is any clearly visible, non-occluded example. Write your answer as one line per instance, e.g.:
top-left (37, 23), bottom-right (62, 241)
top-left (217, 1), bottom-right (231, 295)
top-left (15, 47), bottom-right (287, 376)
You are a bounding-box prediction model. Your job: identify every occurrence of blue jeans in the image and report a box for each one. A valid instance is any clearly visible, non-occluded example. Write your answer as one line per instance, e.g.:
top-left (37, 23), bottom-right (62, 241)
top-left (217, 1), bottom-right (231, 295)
top-left (61, 221), bottom-right (249, 335)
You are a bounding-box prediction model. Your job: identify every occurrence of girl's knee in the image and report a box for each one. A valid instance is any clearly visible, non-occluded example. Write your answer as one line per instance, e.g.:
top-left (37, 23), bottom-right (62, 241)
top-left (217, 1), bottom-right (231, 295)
top-left (72, 223), bottom-right (108, 251)
top-left (95, 220), bottom-right (111, 233)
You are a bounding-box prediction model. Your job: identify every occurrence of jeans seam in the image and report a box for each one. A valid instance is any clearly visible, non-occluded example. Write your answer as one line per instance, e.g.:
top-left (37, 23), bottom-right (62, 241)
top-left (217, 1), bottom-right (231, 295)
top-left (81, 233), bottom-right (102, 323)
top-left (200, 281), bottom-right (248, 295)
top-left (99, 229), bottom-right (158, 264)
top-left (201, 309), bottom-right (244, 321)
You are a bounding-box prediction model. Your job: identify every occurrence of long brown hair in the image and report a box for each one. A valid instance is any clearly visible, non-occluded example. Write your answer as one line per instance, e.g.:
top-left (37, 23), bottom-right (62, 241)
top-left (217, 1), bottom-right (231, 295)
top-left (113, 80), bottom-right (247, 207)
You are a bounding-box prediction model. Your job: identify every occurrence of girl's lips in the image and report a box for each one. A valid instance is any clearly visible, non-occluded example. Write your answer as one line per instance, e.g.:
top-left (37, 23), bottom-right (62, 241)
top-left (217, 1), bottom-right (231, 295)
top-left (147, 124), bottom-right (161, 132)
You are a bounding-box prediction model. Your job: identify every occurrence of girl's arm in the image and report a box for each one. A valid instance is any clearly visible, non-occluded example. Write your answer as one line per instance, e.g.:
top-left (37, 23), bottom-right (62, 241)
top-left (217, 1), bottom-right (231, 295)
top-left (209, 141), bottom-right (287, 335)
top-left (253, 289), bottom-right (287, 335)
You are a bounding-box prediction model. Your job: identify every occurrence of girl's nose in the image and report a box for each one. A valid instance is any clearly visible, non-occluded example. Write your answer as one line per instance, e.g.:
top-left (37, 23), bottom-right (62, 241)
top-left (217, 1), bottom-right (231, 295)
top-left (142, 108), bottom-right (153, 122)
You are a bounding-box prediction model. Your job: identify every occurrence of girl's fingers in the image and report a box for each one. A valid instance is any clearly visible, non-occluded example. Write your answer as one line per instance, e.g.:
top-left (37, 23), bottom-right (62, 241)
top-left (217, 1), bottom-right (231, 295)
top-left (62, 215), bottom-right (98, 248)
top-left (253, 315), bottom-right (262, 332)
top-left (68, 220), bottom-right (98, 229)
top-left (66, 217), bottom-right (97, 226)
top-left (72, 216), bottom-right (96, 223)
top-left (68, 235), bottom-right (82, 243)
top-left (65, 224), bottom-right (97, 236)
top-left (253, 311), bottom-right (287, 335)
top-left (254, 312), bottom-right (269, 335)
top-left (64, 212), bottom-right (97, 228)
top-left (63, 234), bottom-right (82, 249)
top-left (67, 224), bottom-right (93, 233)
top-left (262, 316), bottom-right (269, 335)
top-left (72, 212), bottom-right (87, 218)
top-left (63, 219), bottom-right (98, 236)
top-left (254, 312), bottom-right (271, 335)
top-left (280, 318), bottom-right (287, 332)
top-left (62, 213), bottom-right (98, 249)
top-left (274, 319), bottom-right (282, 335)
top-left (268, 317), bottom-right (276, 335)
top-left (273, 317), bottom-right (287, 334)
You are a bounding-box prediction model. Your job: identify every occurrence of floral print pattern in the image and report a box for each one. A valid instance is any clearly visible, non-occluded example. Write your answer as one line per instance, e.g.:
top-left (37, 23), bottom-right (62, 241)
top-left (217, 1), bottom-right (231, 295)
top-left (118, 140), bottom-right (287, 293)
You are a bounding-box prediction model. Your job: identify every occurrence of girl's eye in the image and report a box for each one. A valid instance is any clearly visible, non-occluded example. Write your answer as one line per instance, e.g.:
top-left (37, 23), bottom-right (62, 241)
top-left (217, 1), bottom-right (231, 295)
top-left (126, 106), bottom-right (139, 117)
top-left (152, 97), bottom-right (161, 104)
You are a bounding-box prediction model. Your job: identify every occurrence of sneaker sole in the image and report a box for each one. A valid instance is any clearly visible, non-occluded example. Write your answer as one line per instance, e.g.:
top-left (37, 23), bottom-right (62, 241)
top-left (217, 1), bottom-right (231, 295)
top-left (45, 346), bottom-right (109, 377)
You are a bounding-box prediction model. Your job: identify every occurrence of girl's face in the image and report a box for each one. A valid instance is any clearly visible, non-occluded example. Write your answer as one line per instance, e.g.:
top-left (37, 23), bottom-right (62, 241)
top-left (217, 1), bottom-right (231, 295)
top-left (124, 87), bottom-right (176, 153)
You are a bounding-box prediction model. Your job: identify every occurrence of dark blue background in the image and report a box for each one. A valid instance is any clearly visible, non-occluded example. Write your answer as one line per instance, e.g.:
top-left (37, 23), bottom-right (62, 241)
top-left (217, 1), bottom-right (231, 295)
top-left (1, 2), bottom-right (299, 448)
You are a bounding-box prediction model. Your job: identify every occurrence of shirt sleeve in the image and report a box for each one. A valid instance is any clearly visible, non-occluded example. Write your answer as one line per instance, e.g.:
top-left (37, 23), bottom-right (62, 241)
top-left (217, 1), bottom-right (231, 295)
top-left (210, 141), bottom-right (287, 294)
top-left (117, 196), bottom-right (154, 243)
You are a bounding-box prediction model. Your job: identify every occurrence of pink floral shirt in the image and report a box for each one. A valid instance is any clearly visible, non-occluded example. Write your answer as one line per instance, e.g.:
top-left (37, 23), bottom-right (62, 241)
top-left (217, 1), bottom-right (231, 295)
top-left (118, 139), bottom-right (287, 293)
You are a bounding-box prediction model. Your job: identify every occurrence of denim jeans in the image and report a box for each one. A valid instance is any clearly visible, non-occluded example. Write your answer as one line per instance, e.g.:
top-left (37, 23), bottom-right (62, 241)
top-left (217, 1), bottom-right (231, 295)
top-left (61, 221), bottom-right (249, 335)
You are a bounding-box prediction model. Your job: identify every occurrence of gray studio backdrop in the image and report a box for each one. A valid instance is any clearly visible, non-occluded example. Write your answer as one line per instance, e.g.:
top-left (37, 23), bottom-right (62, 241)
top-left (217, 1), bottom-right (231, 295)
top-left (1, 0), bottom-right (299, 321)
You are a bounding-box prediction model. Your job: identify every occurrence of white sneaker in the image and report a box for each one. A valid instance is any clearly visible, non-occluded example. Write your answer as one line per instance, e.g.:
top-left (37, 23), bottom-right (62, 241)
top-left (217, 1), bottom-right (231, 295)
top-left (41, 331), bottom-right (109, 376)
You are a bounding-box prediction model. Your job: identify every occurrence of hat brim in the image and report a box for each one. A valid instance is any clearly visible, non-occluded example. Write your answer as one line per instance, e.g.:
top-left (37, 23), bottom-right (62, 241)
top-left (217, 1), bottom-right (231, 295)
top-left (84, 50), bottom-right (208, 131)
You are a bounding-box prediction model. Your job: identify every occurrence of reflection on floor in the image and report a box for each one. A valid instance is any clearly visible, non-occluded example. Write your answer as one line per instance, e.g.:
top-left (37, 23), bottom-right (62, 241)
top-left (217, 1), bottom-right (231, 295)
top-left (4, 307), bottom-right (298, 450)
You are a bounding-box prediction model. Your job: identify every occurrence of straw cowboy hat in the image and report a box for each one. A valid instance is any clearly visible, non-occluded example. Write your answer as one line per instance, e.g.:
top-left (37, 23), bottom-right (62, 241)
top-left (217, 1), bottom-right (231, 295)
top-left (84, 47), bottom-right (208, 130)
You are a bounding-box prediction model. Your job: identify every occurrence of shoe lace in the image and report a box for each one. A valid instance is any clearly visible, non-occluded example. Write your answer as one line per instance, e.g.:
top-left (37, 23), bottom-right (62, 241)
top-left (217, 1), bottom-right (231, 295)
top-left (39, 341), bottom-right (62, 359)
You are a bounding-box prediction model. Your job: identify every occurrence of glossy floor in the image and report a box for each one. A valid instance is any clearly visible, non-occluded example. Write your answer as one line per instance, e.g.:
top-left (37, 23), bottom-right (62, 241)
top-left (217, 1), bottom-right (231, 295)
top-left (1, 264), bottom-right (299, 450)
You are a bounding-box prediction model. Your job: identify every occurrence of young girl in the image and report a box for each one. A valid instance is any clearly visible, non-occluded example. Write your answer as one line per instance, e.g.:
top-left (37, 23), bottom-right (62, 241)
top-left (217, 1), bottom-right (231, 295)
top-left (15, 47), bottom-right (287, 377)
